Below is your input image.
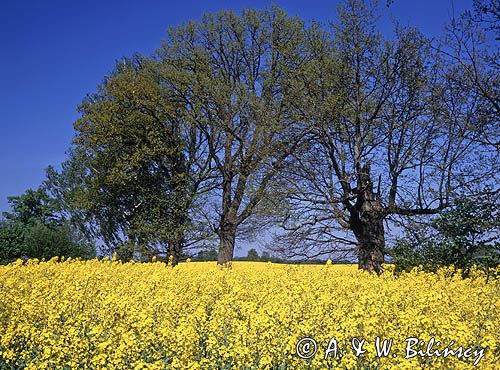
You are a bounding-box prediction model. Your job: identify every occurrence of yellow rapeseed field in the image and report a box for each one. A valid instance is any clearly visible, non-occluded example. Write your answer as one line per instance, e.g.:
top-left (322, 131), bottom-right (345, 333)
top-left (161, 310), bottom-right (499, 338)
top-left (0, 258), bottom-right (498, 369)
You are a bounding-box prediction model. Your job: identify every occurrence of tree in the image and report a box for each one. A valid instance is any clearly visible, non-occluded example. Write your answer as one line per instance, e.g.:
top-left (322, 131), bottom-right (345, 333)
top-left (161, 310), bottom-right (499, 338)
top-left (3, 187), bottom-right (60, 226)
top-left (269, 0), bottom-right (498, 273)
top-left (246, 248), bottom-right (259, 261)
top-left (472, 0), bottom-right (500, 39)
top-left (160, 7), bottom-right (307, 265)
top-left (196, 247), bottom-right (218, 261)
top-left (261, 251), bottom-right (271, 261)
top-left (434, 4), bottom-right (499, 150)
top-left (21, 222), bottom-right (95, 261)
top-left (0, 187), bottom-right (96, 264)
top-left (0, 222), bottom-right (24, 264)
top-left (432, 194), bottom-right (499, 271)
top-left (388, 193), bottom-right (499, 275)
top-left (49, 55), bottom-right (213, 265)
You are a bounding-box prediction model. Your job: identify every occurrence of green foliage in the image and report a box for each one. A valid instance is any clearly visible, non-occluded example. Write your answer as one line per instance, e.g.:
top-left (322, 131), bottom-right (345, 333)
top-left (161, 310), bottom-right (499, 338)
top-left (0, 187), bottom-right (96, 264)
top-left (0, 221), bottom-right (96, 264)
top-left (0, 222), bottom-right (25, 264)
top-left (261, 251), bottom-right (271, 261)
top-left (3, 188), bottom-right (60, 226)
top-left (434, 197), bottom-right (499, 269)
top-left (246, 248), bottom-right (260, 261)
top-left (49, 55), bottom-right (211, 263)
top-left (388, 196), bottom-right (499, 276)
top-left (160, 6), bottom-right (309, 264)
top-left (195, 248), bottom-right (218, 261)
top-left (22, 222), bottom-right (96, 261)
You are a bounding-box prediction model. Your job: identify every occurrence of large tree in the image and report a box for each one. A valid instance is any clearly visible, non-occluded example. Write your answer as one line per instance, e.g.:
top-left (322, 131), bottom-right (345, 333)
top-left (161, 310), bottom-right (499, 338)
top-left (270, 0), bottom-right (498, 273)
top-left (159, 8), bottom-right (307, 264)
top-left (49, 55), bottom-right (213, 264)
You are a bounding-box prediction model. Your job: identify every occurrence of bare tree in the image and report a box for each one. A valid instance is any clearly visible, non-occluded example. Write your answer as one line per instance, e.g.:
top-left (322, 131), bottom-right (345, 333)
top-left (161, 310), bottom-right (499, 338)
top-left (433, 7), bottom-right (499, 149)
top-left (270, 0), bottom-right (499, 273)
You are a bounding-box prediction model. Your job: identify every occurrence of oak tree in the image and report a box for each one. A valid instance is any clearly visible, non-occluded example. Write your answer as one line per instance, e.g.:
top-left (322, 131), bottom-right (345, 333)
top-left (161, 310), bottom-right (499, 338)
top-left (271, 0), bottom-right (498, 273)
top-left (159, 8), bottom-right (307, 264)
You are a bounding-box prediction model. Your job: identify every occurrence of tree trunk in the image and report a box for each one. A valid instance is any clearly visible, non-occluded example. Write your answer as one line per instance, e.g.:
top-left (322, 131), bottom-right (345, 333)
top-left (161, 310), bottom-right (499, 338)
top-left (350, 163), bottom-right (385, 274)
top-left (352, 213), bottom-right (385, 274)
top-left (117, 233), bottom-right (136, 261)
top-left (217, 220), bottom-right (237, 265)
top-left (116, 241), bottom-right (135, 262)
top-left (217, 164), bottom-right (239, 265)
top-left (166, 200), bottom-right (189, 266)
top-left (167, 234), bottom-right (183, 266)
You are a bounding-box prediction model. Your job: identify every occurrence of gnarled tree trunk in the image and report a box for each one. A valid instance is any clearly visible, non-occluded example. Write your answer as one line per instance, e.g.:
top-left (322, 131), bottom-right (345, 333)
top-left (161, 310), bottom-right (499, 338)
top-left (350, 208), bottom-right (385, 274)
top-left (350, 163), bottom-right (385, 274)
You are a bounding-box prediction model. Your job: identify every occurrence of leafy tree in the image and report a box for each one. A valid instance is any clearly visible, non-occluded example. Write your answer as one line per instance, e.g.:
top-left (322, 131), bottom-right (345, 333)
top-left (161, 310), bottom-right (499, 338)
top-left (22, 222), bottom-right (96, 261)
top-left (0, 222), bottom-right (25, 264)
top-left (196, 247), bottom-right (218, 261)
top-left (433, 196), bottom-right (499, 271)
top-left (388, 194), bottom-right (499, 275)
top-left (246, 248), bottom-right (259, 261)
top-left (160, 7), bottom-right (307, 265)
top-left (261, 251), bottom-right (271, 261)
top-left (0, 187), bottom-right (96, 264)
top-left (3, 187), bottom-right (60, 226)
top-left (49, 55), bottom-right (213, 265)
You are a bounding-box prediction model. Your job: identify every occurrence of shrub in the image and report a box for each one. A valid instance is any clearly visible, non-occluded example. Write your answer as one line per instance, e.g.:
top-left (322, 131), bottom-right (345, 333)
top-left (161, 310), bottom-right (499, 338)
top-left (0, 222), bottom-right (25, 264)
top-left (0, 222), bottom-right (95, 264)
top-left (388, 197), bottom-right (499, 276)
top-left (22, 222), bottom-right (95, 261)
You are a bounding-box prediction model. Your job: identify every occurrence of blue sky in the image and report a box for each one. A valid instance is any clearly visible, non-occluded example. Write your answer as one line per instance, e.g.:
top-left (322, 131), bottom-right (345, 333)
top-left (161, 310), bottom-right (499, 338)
top-left (0, 0), bottom-right (472, 217)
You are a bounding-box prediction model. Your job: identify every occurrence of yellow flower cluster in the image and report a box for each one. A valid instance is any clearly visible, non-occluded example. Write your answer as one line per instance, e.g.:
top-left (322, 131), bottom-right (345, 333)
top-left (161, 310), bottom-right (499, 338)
top-left (0, 258), bottom-right (498, 369)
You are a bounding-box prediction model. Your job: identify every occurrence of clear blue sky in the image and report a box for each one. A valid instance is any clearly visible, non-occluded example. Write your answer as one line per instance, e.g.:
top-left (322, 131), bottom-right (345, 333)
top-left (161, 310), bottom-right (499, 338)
top-left (0, 0), bottom-right (471, 216)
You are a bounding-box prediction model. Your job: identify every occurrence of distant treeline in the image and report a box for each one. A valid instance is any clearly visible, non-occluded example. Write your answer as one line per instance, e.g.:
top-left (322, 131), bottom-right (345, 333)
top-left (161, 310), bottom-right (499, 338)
top-left (190, 248), bottom-right (350, 265)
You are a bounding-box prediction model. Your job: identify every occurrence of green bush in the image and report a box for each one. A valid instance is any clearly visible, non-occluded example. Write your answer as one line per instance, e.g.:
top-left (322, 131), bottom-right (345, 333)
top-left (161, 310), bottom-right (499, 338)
top-left (0, 222), bottom-right (95, 264)
top-left (388, 197), bottom-right (499, 276)
top-left (22, 222), bottom-right (95, 261)
top-left (0, 223), bottom-right (25, 264)
top-left (1, 186), bottom-right (96, 264)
